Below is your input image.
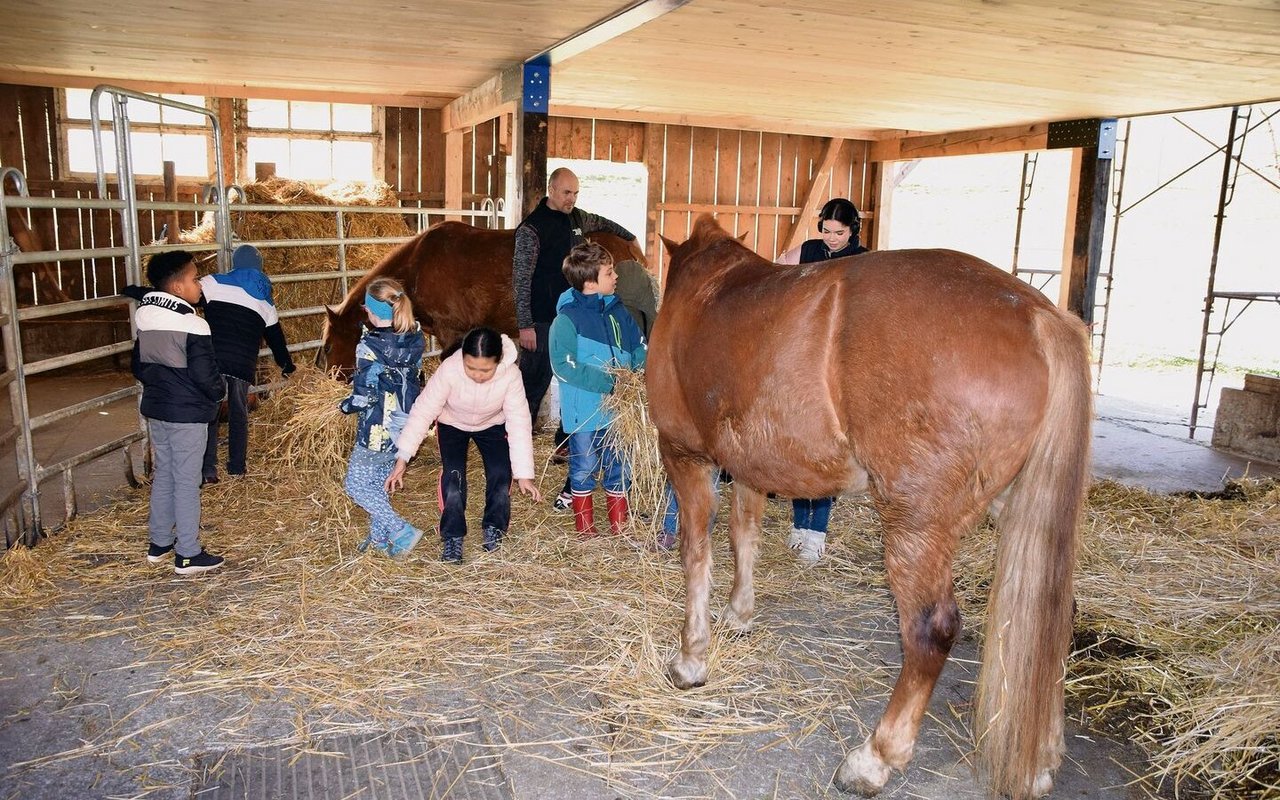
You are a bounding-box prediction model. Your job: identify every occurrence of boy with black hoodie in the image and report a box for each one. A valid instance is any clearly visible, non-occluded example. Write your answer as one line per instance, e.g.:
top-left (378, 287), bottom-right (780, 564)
top-left (131, 250), bottom-right (227, 575)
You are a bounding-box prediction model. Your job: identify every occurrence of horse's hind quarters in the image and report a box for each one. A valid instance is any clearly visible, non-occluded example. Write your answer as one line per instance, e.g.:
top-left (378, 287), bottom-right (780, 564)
top-left (667, 655), bottom-right (707, 690)
top-left (833, 740), bottom-right (893, 796)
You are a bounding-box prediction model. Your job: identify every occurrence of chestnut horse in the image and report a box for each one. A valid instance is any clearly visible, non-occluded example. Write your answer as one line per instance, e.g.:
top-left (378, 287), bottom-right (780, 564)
top-left (647, 215), bottom-right (1091, 799)
top-left (318, 221), bottom-right (645, 374)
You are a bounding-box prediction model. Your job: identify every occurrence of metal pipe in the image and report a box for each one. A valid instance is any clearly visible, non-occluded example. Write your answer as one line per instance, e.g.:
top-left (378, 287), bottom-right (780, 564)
top-left (0, 180), bottom-right (41, 543)
top-left (30, 386), bottom-right (140, 431)
top-left (1189, 107), bottom-right (1242, 438)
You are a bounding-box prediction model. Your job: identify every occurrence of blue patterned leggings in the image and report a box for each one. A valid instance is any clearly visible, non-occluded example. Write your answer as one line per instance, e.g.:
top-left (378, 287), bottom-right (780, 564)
top-left (344, 446), bottom-right (410, 545)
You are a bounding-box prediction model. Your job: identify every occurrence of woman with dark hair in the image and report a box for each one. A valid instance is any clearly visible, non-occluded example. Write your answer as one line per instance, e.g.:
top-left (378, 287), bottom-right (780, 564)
top-left (775, 198), bottom-right (869, 562)
top-left (776, 197), bottom-right (868, 265)
top-left (386, 326), bottom-right (542, 563)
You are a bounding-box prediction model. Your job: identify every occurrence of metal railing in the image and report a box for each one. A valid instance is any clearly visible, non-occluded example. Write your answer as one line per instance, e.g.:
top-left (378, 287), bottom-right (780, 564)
top-left (2, 171), bottom-right (502, 543)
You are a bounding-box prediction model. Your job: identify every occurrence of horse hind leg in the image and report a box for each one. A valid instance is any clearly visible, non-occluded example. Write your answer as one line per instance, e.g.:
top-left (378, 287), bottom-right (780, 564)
top-left (666, 458), bottom-right (719, 690)
top-left (720, 482), bottom-right (765, 634)
top-left (834, 501), bottom-right (984, 796)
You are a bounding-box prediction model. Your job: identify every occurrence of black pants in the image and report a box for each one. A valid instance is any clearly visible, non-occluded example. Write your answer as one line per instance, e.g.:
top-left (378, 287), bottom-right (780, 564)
top-left (204, 375), bottom-right (249, 478)
top-left (437, 422), bottom-right (512, 541)
top-left (518, 322), bottom-right (553, 424)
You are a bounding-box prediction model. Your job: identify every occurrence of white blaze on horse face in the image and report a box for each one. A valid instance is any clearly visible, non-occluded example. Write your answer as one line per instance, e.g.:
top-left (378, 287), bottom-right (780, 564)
top-left (462, 354), bottom-right (499, 384)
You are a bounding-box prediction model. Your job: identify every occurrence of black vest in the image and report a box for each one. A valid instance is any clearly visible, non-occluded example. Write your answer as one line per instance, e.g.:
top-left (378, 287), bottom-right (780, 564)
top-left (520, 199), bottom-right (586, 325)
top-left (799, 238), bottom-right (868, 263)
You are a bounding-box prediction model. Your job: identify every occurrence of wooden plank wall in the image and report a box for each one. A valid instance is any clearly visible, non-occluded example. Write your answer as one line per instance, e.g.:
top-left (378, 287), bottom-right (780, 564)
top-left (0, 83), bottom-right (196, 306)
top-left (546, 115), bottom-right (870, 281)
top-left (384, 106), bottom-right (504, 224)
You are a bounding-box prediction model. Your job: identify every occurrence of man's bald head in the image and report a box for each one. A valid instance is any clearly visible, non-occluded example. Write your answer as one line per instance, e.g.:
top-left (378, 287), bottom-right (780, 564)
top-left (547, 168), bottom-right (580, 214)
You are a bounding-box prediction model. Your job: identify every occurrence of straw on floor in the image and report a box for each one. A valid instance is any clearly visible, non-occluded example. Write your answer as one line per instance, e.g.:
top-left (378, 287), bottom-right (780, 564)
top-left (1, 369), bottom-right (1276, 798)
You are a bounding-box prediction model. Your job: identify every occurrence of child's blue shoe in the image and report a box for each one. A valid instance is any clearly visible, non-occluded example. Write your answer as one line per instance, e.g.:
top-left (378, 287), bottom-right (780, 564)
top-left (355, 535), bottom-right (389, 555)
top-left (386, 524), bottom-right (423, 561)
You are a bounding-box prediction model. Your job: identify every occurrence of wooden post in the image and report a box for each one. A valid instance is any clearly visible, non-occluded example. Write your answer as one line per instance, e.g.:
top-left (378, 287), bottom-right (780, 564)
top-left (869, 161), bottom-right (895, 251)
top-left (444, 130), bottom-right (463, 221)
top-left (162, 160), bottom-right (180, 243)
top-left (1059, 146), bottom-right (1110, 323)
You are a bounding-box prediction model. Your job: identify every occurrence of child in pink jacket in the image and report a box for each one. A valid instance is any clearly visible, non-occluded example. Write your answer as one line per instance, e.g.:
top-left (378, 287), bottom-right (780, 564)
top-left (386, 327), bottom-right (541, 563)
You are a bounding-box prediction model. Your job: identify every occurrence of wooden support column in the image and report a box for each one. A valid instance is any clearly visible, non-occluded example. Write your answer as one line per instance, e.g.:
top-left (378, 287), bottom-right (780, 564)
top-left (162, 161), bottom-right (180, 243)
top-left (1049, 119), bottom-right (1116, 323)
top-left (869, 161), bottom-right (894, 251)
top-left (444, 130), bottom-right (464, 221)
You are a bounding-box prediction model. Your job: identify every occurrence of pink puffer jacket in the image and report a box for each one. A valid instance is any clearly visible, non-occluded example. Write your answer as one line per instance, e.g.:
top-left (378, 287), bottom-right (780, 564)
top-left (394, 335), bottom-right (534, 479)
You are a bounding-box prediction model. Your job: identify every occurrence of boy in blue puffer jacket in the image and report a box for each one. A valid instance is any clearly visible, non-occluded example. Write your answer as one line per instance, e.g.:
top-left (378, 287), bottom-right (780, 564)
top-left (549, 242), bottom-right (647, 537)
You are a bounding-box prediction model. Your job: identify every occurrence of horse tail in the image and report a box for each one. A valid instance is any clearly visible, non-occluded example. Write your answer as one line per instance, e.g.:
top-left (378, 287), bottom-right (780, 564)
top-left (974, 306), bottom-right (1091, 799)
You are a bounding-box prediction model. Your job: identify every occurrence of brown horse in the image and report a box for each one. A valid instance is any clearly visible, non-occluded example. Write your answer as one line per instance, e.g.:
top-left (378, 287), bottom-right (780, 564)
top-left (647, 214), bottom-right (1091, 799)
top-left (318, 221), bottom-right (645, 374)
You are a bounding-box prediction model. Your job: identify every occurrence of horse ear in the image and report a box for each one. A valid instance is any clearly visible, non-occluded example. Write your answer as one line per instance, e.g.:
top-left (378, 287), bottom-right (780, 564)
top-left (325, 304), bottom-right (342, 322)
top-left (735, 230), bottom-right (750, 243)
top-left (659, 234), bottom-right (679, 254)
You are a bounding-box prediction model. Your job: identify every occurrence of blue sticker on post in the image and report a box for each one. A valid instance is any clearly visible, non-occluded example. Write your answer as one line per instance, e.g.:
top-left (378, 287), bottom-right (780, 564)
top-left (523, 56), bottom-right (550, 114)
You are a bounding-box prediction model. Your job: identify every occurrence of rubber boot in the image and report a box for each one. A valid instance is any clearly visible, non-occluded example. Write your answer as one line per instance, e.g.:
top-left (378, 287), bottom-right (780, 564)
top-left (572, 492), bottom-right (598, 538)
top-left (605, 492), bottom-right (629, 535)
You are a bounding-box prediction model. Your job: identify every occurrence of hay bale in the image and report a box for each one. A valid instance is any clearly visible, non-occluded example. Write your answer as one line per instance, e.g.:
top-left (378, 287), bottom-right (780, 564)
top-left (178, 178), bottom-right (414, 346)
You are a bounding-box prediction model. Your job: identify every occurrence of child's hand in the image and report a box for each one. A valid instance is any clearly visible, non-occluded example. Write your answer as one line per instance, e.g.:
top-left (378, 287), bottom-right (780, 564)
top-left (385, 459), bottom-right (408, 494)
top-left (515, 478), bottom-right (542, 503)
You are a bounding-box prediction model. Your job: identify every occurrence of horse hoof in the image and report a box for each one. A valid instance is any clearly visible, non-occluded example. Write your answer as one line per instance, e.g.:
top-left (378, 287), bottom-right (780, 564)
top-left (833, 741), bottom-right (891, 797)
top-left (718, 607), bottom-right (754, 635)
top-left (667, 656), bottom-right (707, 690)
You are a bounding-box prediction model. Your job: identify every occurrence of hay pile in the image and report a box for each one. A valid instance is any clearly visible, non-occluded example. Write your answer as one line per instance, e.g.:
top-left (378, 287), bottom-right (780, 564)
top-left (180, 178), bottom-right (414, 346)
top-left (603, 368), bottom-right (667, 537)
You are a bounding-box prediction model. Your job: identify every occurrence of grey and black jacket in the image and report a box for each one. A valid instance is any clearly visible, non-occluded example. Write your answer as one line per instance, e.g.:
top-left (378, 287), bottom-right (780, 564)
top-left (512, 199), bottom-right (636, 329)
top-left (130, 291), bottom-right (226, 423)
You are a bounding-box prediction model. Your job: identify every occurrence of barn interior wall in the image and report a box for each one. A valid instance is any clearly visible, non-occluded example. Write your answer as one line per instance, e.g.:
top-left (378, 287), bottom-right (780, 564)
top-left (3, 80), bottom-right (875, 310)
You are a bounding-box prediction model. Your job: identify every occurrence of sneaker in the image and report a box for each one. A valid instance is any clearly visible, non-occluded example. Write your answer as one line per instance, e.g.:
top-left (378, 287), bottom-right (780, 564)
top-left (482, 526), bottom-right (504, 552)
top-left (200, 475), bottom-right (219, 487)
top-left (441, 537), bottom-right (464, 564)
top-left (791, 529), bottom-right (827, 564)
top-left (147, 542), bottom-right (174, 564)
top-left (654, 532), bottom-right (678, 552)
top-left (386, 524), bottom-right (424, 561)
top-left (174, 550), bottom-right (224, 575)
top-left (355, 535), bottom-right (389, 555)
top-left (552, 491), bottom-right (572, 512)
top-left (551, 444), bottom-right (569, 465)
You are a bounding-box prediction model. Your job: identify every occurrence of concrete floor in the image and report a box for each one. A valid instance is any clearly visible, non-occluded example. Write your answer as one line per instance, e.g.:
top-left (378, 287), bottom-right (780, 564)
top-left (0, 370), bottom-right (1275, 799)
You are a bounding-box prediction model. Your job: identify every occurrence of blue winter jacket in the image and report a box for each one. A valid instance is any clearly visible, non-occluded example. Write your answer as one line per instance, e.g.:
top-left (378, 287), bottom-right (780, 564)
top-left (339, 324), bottom-right (426, 452)
top-left (549, 288), bottom-right (647, 434)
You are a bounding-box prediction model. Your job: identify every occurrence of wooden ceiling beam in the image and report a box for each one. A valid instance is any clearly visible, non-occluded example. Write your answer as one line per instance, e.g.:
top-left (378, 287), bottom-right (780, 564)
top-left (0, 70), bottom-right (452, 108)
top-left (552, 104), bottom-right (880, 139)
top-left (870, 123), bottom-right (1050, 162)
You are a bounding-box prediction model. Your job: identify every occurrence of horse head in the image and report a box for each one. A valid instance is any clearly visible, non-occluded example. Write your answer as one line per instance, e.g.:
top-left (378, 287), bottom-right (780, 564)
top-left (659, 214), bottom-right (752, 289)
top-left (317, 301), bottom-right (362, 379)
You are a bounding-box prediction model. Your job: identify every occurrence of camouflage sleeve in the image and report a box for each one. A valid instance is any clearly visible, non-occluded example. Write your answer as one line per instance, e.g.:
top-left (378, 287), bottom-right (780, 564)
top-left (579, 211), bottom-right (637, 241)
top-left (513, 225), bottom-right (539, 329)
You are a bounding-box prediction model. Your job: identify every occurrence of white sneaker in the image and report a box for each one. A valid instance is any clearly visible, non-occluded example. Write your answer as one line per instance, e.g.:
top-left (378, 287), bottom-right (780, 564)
top-left (793, 529), bottom-right (826, 564)
top-left (786, 526), bottom-right (805, 550)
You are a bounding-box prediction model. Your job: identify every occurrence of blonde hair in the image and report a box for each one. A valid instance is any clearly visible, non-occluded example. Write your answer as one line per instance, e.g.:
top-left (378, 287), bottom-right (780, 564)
top-left (366, 277), bottom-right (416, 333)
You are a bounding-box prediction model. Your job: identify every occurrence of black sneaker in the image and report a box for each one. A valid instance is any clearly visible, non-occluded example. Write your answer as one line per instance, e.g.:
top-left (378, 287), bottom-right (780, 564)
top-left (482, 526), bottom-right (504, 552)
top-left (441, 537), bottom-right (464, 564)
top-left (147, 542), bottom-right (174, 564)
top-left (200, 475), bottom-right (219, 488)
top-left (552, 491), bottom-right (572, 512)
top-left (174, 550), bottom-right (224, 575)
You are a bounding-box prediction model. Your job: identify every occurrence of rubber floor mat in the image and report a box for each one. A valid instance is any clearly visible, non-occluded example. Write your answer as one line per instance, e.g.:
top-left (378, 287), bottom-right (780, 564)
top-left (191, 719), bottom-right (511, 799)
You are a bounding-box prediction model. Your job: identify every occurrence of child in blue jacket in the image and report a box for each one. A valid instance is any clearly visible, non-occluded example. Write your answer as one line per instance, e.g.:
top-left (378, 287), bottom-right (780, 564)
top-left (549, 242), bottom-right (647, 537)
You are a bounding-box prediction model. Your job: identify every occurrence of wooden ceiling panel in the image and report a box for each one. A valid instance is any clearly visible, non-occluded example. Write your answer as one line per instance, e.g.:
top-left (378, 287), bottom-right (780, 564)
top-left (1, 0), bottom-right (1278, 134)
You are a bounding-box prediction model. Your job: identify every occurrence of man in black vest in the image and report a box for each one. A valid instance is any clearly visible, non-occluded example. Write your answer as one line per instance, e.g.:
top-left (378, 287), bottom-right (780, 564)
top-left (512, 167), bottom-right (639, 509)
